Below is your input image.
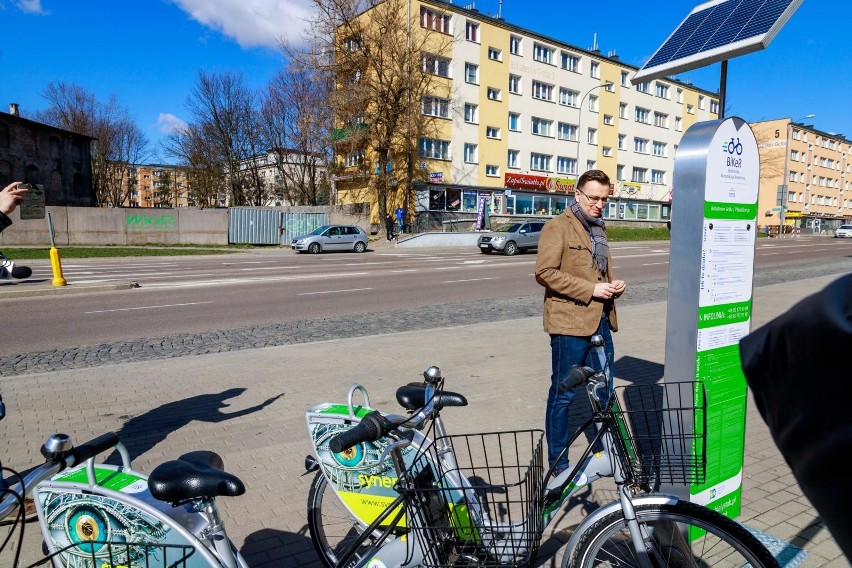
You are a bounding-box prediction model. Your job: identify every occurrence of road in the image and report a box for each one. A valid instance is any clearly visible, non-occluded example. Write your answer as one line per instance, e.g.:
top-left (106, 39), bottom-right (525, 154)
top-left (0, 236), bottom-right (850, 367)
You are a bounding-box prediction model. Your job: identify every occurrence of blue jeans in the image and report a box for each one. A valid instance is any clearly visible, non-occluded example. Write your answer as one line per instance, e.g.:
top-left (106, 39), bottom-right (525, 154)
top-left (546, 314), bottom-right (614, 471)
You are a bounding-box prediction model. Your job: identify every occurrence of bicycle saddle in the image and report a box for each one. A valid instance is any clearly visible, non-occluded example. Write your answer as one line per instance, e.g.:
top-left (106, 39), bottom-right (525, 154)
top-left (396, 383), bottom-right (468, 411)
top-left (148, 450), bottom-right (245, 505)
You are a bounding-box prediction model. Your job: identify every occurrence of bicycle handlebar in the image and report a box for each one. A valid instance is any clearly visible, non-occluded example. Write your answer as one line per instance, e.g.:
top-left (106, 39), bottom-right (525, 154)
top-left (329, 411), bottom-right (387, 453)
top-left (558, 366), bottom-right (597, 394)
top-left (70, 432), bottom-right (120, 465)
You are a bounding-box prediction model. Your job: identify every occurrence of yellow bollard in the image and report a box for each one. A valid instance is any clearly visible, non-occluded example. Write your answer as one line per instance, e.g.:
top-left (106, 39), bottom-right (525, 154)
top-left (50, 246), bottom-right (67, 287)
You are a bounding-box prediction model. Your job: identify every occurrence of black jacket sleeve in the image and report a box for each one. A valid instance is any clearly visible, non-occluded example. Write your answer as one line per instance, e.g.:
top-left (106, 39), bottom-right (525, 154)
top-left (0, 211), bottom-right (11, 234)
top-left (739, 273), bottom-right (852, 561)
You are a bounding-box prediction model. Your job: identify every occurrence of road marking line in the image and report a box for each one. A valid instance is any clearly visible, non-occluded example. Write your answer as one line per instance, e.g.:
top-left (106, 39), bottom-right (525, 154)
top-left (441, 277), bottom-right (500, 284)
top-left (299, 288), bottom-right (373, 295)
top-left (84, 301), bottom-right (214, 314)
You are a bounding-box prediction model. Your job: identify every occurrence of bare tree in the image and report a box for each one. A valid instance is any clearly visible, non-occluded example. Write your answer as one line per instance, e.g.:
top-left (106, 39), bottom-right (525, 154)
top-left (291, 0), bottom-right (454, 220)
top-left (162, 124), bottom-right (228, 208)
top-left (36, 82), bottom-right (149, 207)
top-left (154, 169), bottom-right (175, 207)
top-left (261, 56), bottom-right (332, 206)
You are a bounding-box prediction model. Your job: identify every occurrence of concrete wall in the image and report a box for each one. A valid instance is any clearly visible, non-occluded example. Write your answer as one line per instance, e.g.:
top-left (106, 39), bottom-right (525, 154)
top-left (0, 205), bottom-right (370, 247)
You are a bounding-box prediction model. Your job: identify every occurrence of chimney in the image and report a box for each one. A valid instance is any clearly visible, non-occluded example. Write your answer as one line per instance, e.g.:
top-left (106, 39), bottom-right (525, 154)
top-left (9, 103), bottom-right (19, 116)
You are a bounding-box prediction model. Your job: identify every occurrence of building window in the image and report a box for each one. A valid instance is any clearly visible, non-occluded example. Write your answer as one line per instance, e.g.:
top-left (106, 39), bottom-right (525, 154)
top-left (621, 70), bottom-right (629, 86)
top-left (618, 134), bottom-right (626, 149)
top-left (487, 87), bottom-right (501, 101)
top-left (531, 81), bottom-right (553, 101)
top-left (557, 122), bottom-right (577, 141)
top-left (464, 143), bottom-right (477, 163)
top-left (634, 137), bottom-right (649, 153)
top-left (508, 113), bottom-right (520, 131)
top-left (653, 112), bottom-right (668, 128)
top-left (557, 156), bottom-right (577, 175)
top-left (635, 81), bottom-right (649, 93)
top-left (418, 137), bottom-right (450, 159)
top-left (420, 6), bottom-right (451, 33)
top-left (632, 167), bottom-right (648, 183)
top-left (465, 21), bottom-right (479, 42)
top-left (421, 96), bottom-right (450, 118)
top-left (602, 146), bottom-right (613, 157)
top-left (533, 43), bottom-right (554, 64)
top-left (464, 103), bottom-right (478, 123)
top-left (465, 63), bottom-right (478, 84)
top-left (486, 126), bottom-right (500, 139)
top-left (652, 141), bottom-right (667, 157)
top-left (619, 103), bottom-right (627, 119)
top-left (559, 87), bottom-right (578, 107)
top-left (710, 100), bottom-right (719, 114)
top-left (508, 74), bottom-right (521, 94)
top-left (587, 128), bottom-right (597, 144)
top-left (509, 35), bottom-right (522, 55)
top-left (532, 117), bottom-right (553, 136)
top-left (635, 107), bottom-right (650, 124)
top-left (588, 95), bottom-right (599, 112)
top-left (698, 95), bottom-right (706, 110)
top-left (590, 61), bottom-right (600, 78)
top-left (531, 152), bottom-right (552, 172)
top-left (561, 52), bottom-right (580, 72)
top-left (617, 164), bottom-right (625, 180)
top-left (687, 104), bottom-right (694, 114)
top-left (507, 149), bottom-right (520, 168)
top-left (422, 54), bottom-right (450, 77)
top-left (345, 149), bottom-right (365, 167)
top-left (677, 88), bottom-right (684, 103)
top-left (488, 47), bottom-right (502, 61)
top-left (486, 165), bottom-right (500, 177)
top-left (675, 116), bottom-right (682, 131)
top-left (604, 114), bottom-right (614, 125)
top-left (655, 82), bottom-right (669, 99)
top-left (586, 159), bottom-right (596, 171)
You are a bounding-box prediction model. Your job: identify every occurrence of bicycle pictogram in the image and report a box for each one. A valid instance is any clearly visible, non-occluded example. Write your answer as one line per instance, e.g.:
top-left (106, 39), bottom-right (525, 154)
top-left (724, 137), bottom-right (743, 155)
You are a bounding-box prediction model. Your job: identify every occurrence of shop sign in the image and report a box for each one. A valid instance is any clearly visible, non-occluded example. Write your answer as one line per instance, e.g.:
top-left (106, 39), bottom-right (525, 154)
top-left (504, 172), bottom-right (576, 192)
top-left (623, 182), bottom-right (641, 194)
top-left (429, 172), bottom-right (443, 182)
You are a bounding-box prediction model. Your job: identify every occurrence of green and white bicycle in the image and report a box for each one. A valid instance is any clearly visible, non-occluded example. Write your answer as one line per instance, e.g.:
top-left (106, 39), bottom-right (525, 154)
top-left (303, 335), bottom-right (781, 568)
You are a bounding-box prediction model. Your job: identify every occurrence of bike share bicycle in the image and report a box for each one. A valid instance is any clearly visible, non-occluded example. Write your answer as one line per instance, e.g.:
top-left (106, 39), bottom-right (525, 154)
top-left (0, 394), bottom-right (248, 568)
top-left (303, 336), bottom-right (780, 568)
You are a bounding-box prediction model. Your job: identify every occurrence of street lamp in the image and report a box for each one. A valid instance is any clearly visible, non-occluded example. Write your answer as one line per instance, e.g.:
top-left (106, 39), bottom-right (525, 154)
top-left (576, 82), bottom-right (612, 177)
top-left (780, 114), bottom-right (815, 237)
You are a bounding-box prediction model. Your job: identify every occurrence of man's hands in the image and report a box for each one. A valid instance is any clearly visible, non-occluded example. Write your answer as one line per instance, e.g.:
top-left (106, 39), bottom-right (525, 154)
top-left (0, 182), bottom-right (27, 216)
top-left (593, 279), bottom-right (626, 300)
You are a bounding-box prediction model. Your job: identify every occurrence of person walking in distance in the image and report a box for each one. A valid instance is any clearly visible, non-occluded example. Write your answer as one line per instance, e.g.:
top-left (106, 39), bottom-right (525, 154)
top-left (534, 169), bottom-right (625, 473)
top-left (394, 206), bottom-right (405, 234)
top-left (0, 181), bottom-right (32, 280)
top-left (385, 213), bottom-right (395, 241)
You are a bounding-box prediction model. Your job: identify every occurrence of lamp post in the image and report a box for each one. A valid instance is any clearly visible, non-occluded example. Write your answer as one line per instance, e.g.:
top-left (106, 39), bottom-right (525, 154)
top-left (576, 82), bottom-right (611, 179)
top-left (780, 114), bottom-right (815, 238)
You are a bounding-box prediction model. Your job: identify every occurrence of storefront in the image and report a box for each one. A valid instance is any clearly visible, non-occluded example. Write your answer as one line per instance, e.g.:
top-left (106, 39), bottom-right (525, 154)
top-left (415, 173), bottom-right (671, 229)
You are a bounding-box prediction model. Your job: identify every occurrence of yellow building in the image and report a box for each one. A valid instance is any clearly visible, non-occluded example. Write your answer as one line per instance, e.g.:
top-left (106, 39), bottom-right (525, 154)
top-left (334, 0), bottom-right (718, 230)
top-left (123, 164), bottom-right (191, 208)
top-left (751, 118), bottom-right (851, 234)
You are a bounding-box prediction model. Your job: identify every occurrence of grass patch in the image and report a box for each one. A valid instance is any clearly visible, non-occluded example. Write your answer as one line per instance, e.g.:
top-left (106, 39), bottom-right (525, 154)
top-left (0, 245), bottom-right (265, 259)
top-left (607, 227), bottom-right (671, 241)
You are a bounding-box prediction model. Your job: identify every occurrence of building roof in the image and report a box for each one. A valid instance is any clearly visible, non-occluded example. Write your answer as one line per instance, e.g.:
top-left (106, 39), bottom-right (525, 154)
top-left (0, 110), bottom-right (97, 140)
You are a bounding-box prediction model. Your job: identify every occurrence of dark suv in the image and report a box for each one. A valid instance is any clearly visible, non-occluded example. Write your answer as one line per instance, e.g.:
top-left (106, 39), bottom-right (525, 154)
top-left (476, 221), bottom-right (545, 256)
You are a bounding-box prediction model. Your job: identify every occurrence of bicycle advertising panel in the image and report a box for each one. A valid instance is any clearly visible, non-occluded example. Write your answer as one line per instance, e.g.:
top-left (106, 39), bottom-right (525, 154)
top-left (664, 117), bottom-right (759, 523)
top-left (35, 464), bottom-right (217, 568)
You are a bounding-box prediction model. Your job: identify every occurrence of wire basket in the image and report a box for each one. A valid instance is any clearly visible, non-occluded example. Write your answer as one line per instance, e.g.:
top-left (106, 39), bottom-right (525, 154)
top-left (31, 541), bottom-right (197, 568)
top-left (611, 381), bottom-right (707, 486)
top-left (401, 429), bottom-right (545, 568)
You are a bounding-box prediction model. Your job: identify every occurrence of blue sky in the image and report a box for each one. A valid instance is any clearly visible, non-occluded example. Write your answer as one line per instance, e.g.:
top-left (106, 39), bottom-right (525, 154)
top-left (1, 0), bottom-right (848, 162)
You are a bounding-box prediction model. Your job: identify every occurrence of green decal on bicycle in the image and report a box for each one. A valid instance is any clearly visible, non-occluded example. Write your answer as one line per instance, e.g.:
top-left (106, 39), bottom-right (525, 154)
top-left (52, 465), bottom-right (147, 493)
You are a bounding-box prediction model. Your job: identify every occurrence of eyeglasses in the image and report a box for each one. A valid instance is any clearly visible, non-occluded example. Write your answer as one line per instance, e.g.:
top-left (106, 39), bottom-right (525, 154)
top-left (578, 189), bottom-right (609, 204)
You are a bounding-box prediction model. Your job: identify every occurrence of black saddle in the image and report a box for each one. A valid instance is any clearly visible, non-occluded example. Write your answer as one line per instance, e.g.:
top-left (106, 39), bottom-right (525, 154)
top-left (396, 384), bottom-right (468, 411)
top-left (148, 450), bottom-right (245, 505)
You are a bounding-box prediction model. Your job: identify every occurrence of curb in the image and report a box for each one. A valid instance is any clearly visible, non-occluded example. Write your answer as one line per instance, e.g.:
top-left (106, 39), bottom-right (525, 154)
top-left (0, 281), bottom-right (138, 300)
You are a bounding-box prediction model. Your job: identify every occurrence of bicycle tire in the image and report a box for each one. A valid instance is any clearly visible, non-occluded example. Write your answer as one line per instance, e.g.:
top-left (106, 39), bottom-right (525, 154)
top-left (565, 501), bottom-right (780, 568)
top-left (307, 471), bottom-right (382, 568)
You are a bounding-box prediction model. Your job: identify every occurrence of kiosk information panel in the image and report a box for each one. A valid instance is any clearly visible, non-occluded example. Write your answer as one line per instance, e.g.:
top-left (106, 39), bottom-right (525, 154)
top-left (664, 117), bottom-right (759, 521)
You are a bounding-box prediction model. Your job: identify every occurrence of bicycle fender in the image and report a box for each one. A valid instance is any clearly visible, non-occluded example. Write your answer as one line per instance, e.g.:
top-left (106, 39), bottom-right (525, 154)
top-left (559, 494), bottom-right (680, 568)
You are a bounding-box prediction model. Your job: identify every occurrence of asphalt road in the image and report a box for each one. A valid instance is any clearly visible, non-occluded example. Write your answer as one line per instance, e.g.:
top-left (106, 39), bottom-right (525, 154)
top-left (1, 236), bottom-right (850, 376)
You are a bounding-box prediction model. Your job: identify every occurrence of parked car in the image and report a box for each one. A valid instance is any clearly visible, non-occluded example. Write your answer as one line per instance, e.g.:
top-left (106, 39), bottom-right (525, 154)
top-left (835, 225), bottom-right (852, 238)
top-left (292, 225), bottom-right (368, 253)
top-left (476, 221), bottom-right (545, 256)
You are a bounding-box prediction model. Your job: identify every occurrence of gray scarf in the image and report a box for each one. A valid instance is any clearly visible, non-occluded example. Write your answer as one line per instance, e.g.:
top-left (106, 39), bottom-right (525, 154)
top-left (570, 199), bottom-right (609, 275)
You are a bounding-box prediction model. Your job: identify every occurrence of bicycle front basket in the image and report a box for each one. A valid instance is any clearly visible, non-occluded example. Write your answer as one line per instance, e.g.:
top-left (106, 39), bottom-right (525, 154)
top-left (41, 540), bottom-right (196, 568)
top-left (611, 381), bottom-right (707, 486)
top-left (401, 429), bottom-right (545, 568)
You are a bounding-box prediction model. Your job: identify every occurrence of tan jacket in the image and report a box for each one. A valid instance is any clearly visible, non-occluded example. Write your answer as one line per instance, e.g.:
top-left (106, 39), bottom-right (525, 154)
top-left (534, 209), bottom-right (618, 335)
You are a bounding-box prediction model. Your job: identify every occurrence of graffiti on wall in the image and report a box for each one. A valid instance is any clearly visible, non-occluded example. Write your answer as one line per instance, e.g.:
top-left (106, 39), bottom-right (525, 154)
top-left (126, 213), bottom-right (176, 230)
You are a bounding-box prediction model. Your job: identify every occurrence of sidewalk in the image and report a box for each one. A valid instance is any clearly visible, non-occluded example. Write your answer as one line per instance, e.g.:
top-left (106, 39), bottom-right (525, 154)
top-left (1, 274), bottom-right (848, 567)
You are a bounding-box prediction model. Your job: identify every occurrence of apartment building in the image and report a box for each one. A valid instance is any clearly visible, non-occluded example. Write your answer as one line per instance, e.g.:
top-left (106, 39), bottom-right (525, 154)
top-left (334, 0), bottom-right (718, 229)
top-left (124, 164), bottom-right (192, 208)
top-left (751, 118), bottom-right (851, 234)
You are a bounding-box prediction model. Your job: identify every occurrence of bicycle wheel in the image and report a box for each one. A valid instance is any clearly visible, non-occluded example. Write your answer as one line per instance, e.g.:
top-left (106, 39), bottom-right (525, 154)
top-left (307, 471), bottom-right (382, 568)
top-left (565, 501), bottom-right (780, 568)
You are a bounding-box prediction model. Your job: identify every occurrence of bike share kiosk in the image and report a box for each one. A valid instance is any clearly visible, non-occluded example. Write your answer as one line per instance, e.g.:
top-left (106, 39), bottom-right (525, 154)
top-left (663, 117), bottom-right (759, 520)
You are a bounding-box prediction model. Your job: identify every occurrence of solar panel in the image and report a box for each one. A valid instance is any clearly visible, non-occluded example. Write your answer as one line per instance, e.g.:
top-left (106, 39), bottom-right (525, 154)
top-left (632, 0), bottom-right (802, 84)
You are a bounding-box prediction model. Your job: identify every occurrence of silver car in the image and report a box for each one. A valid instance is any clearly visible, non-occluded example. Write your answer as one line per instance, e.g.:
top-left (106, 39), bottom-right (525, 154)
top-left (292, 225), bottom-right (368, 253)
top-left (477, 221), bottom-right (545, 256)
top-left (834, 225), bottom-right (852, 238)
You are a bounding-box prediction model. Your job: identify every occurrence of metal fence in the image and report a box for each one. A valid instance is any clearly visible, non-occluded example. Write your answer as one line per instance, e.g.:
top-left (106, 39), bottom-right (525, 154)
top-left (228, 208), bottom-right (328, 245)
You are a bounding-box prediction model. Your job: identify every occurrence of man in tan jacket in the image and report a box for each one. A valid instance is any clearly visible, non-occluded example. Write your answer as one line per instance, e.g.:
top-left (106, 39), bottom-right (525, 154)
top-left (534, 169), bottom-right (625, 473)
